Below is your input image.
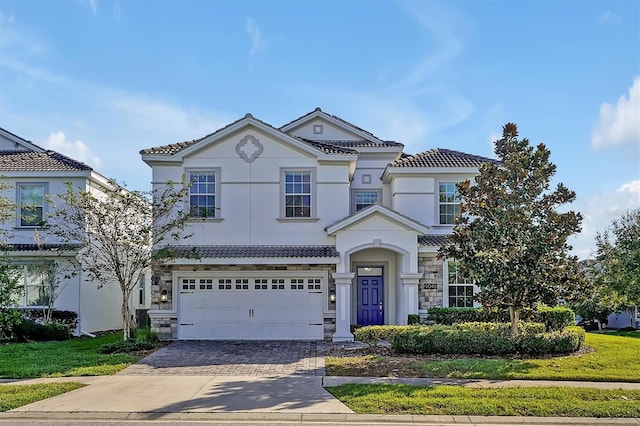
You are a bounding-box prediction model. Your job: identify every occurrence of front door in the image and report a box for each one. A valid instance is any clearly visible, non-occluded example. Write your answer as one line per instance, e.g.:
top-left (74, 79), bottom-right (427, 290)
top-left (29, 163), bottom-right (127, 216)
top-left (357, 274), bottom-right (384, 325)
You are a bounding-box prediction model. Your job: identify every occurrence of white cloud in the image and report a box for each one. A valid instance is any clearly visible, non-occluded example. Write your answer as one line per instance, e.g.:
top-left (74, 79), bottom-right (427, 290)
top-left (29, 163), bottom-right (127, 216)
top-left (246, 17), bottom-right (267, 58)
top-left (46, 131), bottom-right (102, 169)
top-left (591, 77), bottom-right (640, 151)
top-left (570, 179), bottom-right (640, 259)
top-left (599, 10), bottom-right (621, 25)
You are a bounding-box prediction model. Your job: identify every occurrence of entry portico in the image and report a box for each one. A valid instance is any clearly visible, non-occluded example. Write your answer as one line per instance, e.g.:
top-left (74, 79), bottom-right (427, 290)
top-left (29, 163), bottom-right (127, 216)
top-left (325, 204), bottom-right (428, 342)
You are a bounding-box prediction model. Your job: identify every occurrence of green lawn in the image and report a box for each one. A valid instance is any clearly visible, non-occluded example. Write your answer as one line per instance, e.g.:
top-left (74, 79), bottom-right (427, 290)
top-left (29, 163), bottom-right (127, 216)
top-left (327, 331), bottom-right (640, 382)
top-left (327, 384), bottom-right (640, 417)
top-left (0, 383), bottom-right (86, 412)
top-left (0, 333), bottom-right (140, 379)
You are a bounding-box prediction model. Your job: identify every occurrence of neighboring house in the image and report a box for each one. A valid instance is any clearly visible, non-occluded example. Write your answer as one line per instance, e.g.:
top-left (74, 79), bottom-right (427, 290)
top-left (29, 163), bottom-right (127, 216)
top-left (0, 127), bottom-right (151, 334)
top-left (141, 108), bottom-right (498, 341)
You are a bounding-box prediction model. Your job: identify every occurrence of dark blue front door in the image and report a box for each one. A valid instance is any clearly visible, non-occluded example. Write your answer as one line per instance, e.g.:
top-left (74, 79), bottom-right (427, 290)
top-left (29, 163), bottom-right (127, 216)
top-left (357, 276), bottom-right (384, 325)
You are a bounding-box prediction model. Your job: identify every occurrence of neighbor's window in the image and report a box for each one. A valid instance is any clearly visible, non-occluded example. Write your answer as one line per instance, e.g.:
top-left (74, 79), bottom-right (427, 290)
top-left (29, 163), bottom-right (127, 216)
top-left (189, 171), bottom-right (216, 218)
top-left (439, 182), bottom-right (461, 225)
top-left (138, 275), bottom-right (145, 305)
top-left (11, 264), bottom-right (51, 307)
top-left (447, 262), bottom-right (474, 308)
top-left (284, 171), bottom-right (311, 218)
top-left (18, 183), bottom-right (46, 227)
top-left (354, 191), bottom-right (379, 212)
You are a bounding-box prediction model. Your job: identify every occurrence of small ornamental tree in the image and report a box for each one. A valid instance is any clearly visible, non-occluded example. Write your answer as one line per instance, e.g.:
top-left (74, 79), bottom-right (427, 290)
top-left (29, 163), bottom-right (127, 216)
top-left (438, 123), bottom-right (588, 335)
top-left (49, 179), bottom-right (192, 340)
top-left (595, 208), bottom-right (640, 328)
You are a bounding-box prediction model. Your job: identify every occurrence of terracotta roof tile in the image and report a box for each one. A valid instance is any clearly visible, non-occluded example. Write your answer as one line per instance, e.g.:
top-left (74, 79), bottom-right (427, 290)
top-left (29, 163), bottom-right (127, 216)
top-left (418, 235), bottom-right (448, 247)
top-left (0, 150), bottom-right (92, 172)
top-left (308, 139), bottom-right (404, 148)
top-left (293, 137), bottom-right (359, 155)
top-left (389, 148), bottom-right (499, 168)
top-left (169, 245), bottom-right (340, 259)
top-left (5, 243), bottom-right (83, 251)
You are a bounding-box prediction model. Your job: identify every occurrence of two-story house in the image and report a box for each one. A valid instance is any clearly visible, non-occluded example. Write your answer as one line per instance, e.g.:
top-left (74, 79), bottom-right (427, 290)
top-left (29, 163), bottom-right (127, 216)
top-left (141, 108), bottom-right (497, 341)
top-left (0, 127), bottom-right (150, 334)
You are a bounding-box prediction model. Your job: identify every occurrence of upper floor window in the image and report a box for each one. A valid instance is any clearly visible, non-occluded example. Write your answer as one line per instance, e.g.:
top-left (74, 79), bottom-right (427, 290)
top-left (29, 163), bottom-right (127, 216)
top-left (447, 261), bottom-right (474, 308)
top-left (17, 183), bottom-right (46, 227)
top-left (438, 182), bottom-right (461, 225)
top-left (354, 191), bottom-right (379, 212)
top-left (284, 170), bottom-right (312, 218)
top-left (189, 171), bottom-right (216, 218)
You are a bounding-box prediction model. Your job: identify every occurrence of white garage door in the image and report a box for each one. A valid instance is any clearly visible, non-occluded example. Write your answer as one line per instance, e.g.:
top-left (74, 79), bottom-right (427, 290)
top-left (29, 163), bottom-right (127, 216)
top-left (178, 275), bottom-right (324, 340)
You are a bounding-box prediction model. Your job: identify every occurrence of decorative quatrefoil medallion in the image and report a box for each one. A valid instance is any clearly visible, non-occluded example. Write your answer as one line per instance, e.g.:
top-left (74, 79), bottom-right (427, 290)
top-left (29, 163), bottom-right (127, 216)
top-left (236, 135), bottom-right (264, 163)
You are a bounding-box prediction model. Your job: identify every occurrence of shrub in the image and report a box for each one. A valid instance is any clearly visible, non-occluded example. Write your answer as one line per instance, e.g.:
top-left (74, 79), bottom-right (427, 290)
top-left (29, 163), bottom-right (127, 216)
top-left (20, 310), bottom-right (79, 331)
top-left (454, 321), bottom-right (545, 336)
top-left (13, 319), bottom-right (70, 341)
top-left (0, 308), bottom-right (23, 342)
top-left (428, 306), bottom-right (575, 332)
top-left (407, 314), bottom-right (421, 325)
top-left (392, 324), bottom-right (584, 355)
top-left (354, 325), bottom-right (424, 346)
top-left (99, 339), bottom-right (156, 354)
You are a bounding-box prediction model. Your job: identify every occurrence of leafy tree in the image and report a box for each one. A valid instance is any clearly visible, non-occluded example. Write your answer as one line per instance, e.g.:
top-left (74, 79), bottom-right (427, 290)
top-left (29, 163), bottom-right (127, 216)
top-left (595, 208), bottom-right (640, 328)
top-left (48, 179), bottom-right (192, 340)
top-left (0, 180), bottom-right (21, 341)
top-left (439, 123), bottom-right (587, 335)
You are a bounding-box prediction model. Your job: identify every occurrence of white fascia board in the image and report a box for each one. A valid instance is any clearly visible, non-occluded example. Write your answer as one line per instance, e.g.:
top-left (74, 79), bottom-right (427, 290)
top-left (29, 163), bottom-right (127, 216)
top-left (382, 166), bottom-right (479, 182)
top-left (165, 256), bottom-right (340, 265)
top-left (418, 246), bottom-right (440, 254)
top-left (281, 111), bottom-right (384, 144)
top-left (353, 146), bottom-right (404, 156)
top-left (325, 204), bottom-right (430, 235)
top-left (0, 128), bottom-right (45, 152)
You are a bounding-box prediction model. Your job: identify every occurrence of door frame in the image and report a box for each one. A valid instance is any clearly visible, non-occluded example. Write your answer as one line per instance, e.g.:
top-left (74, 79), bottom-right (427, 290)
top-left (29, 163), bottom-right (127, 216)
top-left (356, 265), bottom-right (384, 326)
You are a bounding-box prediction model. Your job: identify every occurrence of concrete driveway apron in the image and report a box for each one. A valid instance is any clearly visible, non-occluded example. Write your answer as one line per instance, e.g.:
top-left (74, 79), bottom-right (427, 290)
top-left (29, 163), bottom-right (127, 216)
top-left (12, 340), bottom-right (353, 414)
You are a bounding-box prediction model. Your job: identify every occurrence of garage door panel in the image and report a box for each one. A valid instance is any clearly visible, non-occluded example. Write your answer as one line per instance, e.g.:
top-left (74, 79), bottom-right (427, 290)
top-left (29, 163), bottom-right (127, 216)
top-left (178, 276), bottom-right (325, 340)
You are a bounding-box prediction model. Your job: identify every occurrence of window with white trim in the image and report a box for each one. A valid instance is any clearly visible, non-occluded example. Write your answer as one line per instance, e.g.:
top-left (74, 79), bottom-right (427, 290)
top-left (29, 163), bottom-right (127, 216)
top-left (354, 191), bottom-right (379, 212)
top-left (17, 183), bottom-right (46, 227)
top-left (284, 170), bottom-right (312, 218)
top-left (447, 261), bottom-right (474, 307)
top-left (189, 171), bottom-right (216, 218)
top-left (8, 264), bottom-right (51, 307)
top-left (438, 182), bottom-right (461, 225)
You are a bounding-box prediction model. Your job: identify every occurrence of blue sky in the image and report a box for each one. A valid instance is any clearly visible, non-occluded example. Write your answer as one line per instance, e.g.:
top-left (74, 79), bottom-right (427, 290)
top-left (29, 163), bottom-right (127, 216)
top-left (0, 0), bottom-right (638, 258)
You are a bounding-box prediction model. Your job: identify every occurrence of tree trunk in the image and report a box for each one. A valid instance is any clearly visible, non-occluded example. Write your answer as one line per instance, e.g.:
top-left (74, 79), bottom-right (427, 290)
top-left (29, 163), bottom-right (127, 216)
top-left (508, 306), bottom-right (520, 336)
top-left (122, 288), bottom-right (132, 341)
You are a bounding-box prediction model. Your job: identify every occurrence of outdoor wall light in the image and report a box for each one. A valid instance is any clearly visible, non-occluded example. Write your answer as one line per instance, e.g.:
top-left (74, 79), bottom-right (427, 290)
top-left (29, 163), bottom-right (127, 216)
top-left (329, 289), bottom-right (336, 302)
top-left (160, 290), bottom-right (168, 303)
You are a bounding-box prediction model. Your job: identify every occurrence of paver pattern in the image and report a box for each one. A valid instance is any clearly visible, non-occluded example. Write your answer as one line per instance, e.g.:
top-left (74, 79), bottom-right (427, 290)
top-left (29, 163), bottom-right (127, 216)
top-left (120, 340), bottom-right (325, 376)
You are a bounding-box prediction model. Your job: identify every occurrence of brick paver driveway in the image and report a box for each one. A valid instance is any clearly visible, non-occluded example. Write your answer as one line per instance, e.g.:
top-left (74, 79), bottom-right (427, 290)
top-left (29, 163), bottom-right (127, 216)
top-left (120, 341), bottom-right (325, 376)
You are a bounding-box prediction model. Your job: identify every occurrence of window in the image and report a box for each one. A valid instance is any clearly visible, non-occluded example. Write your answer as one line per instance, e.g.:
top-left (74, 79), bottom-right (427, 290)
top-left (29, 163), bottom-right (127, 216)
top-left (138, 275), bottom-right (145, 305)
top-left (189, 171), bottom-right (216, 218)
top-left (447, 262), bottom-right (474, 307)
top-left (439, 182), bottom-right (461, 225)
top-left (18, 183), bottom-right (46, 227)
top-left (284, 171), bottom-right (311, 218)
top-left (8, 264), bottom-right (51, 307)
top-left (354, 191), bottom-right (379, 212)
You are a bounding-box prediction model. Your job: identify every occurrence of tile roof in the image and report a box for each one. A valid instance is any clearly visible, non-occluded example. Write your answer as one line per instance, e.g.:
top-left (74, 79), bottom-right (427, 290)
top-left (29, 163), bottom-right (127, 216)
top-left (293, 137), bottom-right (359, 155)
top-left (5, 243), bottom-right (83, 251)
top-left (0, 150), bottom-right (92, 172)
top-left (418, 235), bottom-right (448, 247)
top-left (389, 148), bottom-right (499, 168)
top-left (308, 139), bottom-right (404, 148)
top-left (168, 245), bottom-right (340, 259)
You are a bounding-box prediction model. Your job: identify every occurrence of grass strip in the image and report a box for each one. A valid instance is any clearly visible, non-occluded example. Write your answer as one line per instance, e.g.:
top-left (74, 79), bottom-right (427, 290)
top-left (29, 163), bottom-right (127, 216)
top-left (0, 333), bottom-right (139, 379)
top-left (327, 332), bottom-right (640, 382)
top-left (0, 383), bottom-right (85, 412)
top-left (327, 384), bottom-right (640, 417)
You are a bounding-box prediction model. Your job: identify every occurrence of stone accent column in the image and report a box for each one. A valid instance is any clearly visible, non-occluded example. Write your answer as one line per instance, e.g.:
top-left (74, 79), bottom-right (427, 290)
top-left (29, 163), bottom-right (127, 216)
top-left (398, 273), bottom-right (423, 325)
top-left (332, 272), bottom-right (355, 342)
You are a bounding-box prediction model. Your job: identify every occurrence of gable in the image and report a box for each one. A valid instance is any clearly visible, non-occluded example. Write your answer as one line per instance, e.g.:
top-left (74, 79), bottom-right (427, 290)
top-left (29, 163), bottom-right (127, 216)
top-left (326, 204), bottom-right (430, 236)
top-left (286, 118), bottom-right (368, 141)
top-left (0, 127), bottom-right (43, 152)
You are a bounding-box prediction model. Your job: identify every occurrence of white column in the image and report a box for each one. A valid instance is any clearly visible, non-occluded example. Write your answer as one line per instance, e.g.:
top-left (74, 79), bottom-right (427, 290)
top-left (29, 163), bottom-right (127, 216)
top-left (332, 272), bottom-right (355, 342)
top-left (398, 273), bottom-right (422, 325)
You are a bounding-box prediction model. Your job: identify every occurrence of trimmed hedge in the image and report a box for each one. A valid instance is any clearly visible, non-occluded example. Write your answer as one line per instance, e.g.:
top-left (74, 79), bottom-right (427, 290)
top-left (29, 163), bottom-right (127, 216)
top-left (19, 309), bottom-right (79, 331)
top-left (354, 325), bottom-right (425, 346)
top-left (392, 325), bottom-right (585, 355)
top-left (13, 319), bottom-right (71, 341)
top-left (427, 306), bottom-right (575, 332)
top-left (454, 321), bottom-right (545, 336)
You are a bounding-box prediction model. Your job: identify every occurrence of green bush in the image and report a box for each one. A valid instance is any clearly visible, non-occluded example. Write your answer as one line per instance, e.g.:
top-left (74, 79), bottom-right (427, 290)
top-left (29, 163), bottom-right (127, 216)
top-left (13, 319), bottom-right (70, 341)
top-left (20, 309), bottom-right (78, 330)
top-left (99, 339), bottom-right (156, 354)
top-left (454, 321), bottom-right (545, 336)
top-left (392, 324), bottom-right (584, 355)
top-left (354, 325), bottom-right (424, 346)
top-left (0, 308), bottom-right (23, 342)
top-left (428, 306), bottom-right (575, 332)
top-left (407, 314), bottom-right (421, 325)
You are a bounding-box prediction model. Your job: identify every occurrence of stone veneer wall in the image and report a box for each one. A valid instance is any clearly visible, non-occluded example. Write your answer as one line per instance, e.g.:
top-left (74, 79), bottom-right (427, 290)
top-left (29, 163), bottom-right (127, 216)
top-left (418, 255), bottom-right (444, 313)
top-left (150, 263), bottom-right (337, 340)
